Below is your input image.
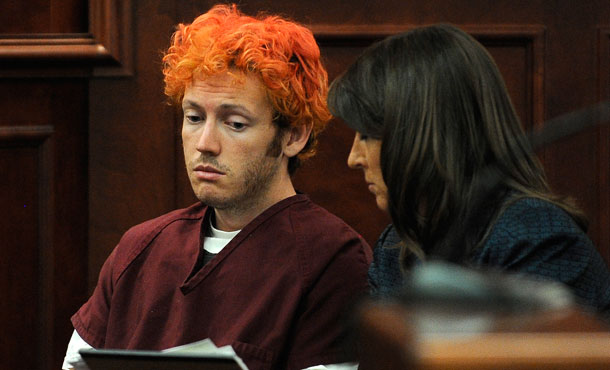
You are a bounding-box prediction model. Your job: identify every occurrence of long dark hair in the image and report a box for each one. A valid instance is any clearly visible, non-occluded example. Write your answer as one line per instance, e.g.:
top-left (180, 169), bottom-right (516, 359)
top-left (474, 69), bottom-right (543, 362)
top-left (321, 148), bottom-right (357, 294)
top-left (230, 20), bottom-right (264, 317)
top-left (328, 24), bottom-right (586, 266)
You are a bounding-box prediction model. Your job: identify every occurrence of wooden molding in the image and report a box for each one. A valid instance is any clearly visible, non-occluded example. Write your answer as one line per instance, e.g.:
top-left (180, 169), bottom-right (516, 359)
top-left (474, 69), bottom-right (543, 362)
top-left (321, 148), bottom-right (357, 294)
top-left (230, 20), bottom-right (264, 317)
top-left (88, 0), bottom-right (133, 76)
top-left (0, 125), bottom-right (54, 142)
top-left (0, 0), bottom-right (132, 77)
top-left (597, 27), bottom-right (610, 264)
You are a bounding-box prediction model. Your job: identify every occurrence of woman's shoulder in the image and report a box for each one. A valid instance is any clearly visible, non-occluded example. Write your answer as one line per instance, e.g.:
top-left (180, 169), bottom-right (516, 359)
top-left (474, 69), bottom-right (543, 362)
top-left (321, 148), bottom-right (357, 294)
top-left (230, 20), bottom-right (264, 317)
top-left (369, 224), bottom-right (404, 298)
top-left (503, 196), bottom-right (563, 214)
top-left (375, 224), bottom-right (403, 249)
top-left (494, 196), bottom-right (583, 235)
top-left (474, 196), bottom-right (592, 265)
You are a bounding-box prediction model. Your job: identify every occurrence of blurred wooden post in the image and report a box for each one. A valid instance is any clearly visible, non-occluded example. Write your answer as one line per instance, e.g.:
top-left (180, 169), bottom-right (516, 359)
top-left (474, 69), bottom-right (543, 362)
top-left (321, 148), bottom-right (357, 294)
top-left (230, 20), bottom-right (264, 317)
top-left (354, 302), bottom-right (610, 370)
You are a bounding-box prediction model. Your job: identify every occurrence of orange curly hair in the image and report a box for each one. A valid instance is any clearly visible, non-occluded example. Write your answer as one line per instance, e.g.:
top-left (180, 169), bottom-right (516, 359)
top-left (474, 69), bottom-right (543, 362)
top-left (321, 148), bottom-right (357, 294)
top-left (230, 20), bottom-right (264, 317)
top-left (162, 3), bottom-right (332, 164)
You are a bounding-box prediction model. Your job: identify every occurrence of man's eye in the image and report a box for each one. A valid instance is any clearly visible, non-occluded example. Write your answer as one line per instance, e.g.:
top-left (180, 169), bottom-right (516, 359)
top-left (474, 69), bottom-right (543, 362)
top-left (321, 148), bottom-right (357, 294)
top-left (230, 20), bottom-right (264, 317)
top-left (227, 121), bottom-right (246, 130)
top-left (359, 133), bottom-right (369, 141)
top-left (185, 114), bottom-right (202, 123)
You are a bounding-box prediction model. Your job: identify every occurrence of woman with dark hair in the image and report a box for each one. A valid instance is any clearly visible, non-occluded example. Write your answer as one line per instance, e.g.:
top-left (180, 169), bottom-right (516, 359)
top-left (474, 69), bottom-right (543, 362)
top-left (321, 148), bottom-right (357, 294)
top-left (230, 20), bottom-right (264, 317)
top-left (328, 24), bottom-right (610, 315)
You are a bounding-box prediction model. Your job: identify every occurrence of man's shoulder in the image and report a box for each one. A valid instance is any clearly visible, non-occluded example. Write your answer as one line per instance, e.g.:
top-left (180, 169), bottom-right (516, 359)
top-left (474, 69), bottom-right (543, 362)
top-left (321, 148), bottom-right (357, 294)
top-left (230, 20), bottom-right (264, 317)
top-left (287, 195), bottom-right (366, 239)
top-left (123, 202), bottom-right (206, 239)
top-left (111, 203), bottom-right (205, 260)
top-left (285, 195), bottom-right (373, 268)
top-left (103, 202), bottom-right (206, 278)
top-left (280, 195), bottom-right (372, 291)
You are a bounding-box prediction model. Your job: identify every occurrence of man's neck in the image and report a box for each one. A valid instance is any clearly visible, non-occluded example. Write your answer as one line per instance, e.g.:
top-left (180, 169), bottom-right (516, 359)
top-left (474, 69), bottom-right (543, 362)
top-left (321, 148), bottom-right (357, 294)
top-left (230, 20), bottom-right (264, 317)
top-left (213, 184), bottom-right (297, 231)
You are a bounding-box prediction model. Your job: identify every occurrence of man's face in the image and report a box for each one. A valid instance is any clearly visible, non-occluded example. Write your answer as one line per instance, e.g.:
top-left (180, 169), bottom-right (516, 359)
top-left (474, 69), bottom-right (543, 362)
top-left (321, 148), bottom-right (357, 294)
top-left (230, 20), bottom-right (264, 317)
top-left (182, 71), bottom-right (285, 216)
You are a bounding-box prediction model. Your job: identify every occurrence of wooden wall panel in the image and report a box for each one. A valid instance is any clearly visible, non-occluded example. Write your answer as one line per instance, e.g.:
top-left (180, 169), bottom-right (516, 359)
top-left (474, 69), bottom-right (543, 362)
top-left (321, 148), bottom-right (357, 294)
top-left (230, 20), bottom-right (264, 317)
top-left (0, 80), bottom-right (88, 370)
top-left (0, 1), bottom-right (104, 369)
top-left (0, 0), bottom-right (87, 34)
top-left (0, 126), bottom-right (53, 370)
top-left (539, 5), bottom-right (608, 260)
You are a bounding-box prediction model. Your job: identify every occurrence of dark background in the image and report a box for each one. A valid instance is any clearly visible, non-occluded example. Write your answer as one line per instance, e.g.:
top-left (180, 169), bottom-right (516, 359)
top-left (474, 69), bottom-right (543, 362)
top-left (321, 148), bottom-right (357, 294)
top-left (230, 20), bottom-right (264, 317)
top-left (1, 0), bottom-right (609, 369)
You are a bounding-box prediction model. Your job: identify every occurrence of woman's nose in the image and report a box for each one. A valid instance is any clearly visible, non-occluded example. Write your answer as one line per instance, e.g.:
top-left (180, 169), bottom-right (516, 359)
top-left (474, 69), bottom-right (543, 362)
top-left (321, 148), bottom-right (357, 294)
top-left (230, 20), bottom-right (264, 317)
top-left (347, 134), bottom-right (365, 169)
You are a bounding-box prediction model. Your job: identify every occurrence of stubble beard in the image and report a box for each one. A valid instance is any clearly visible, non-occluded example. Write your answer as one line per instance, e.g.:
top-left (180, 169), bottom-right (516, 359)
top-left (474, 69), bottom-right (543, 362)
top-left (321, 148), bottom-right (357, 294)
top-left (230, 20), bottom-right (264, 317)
top-left (213, 154), bottom-right (281, 214)
top-left (190, 128), bottom-right (285, 214)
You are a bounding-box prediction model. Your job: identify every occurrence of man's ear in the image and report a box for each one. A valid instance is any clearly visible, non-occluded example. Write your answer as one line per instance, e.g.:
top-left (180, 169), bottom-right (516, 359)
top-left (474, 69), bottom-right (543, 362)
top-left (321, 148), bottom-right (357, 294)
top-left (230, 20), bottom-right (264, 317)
top-left (283, 122), bottom-right (313, 158)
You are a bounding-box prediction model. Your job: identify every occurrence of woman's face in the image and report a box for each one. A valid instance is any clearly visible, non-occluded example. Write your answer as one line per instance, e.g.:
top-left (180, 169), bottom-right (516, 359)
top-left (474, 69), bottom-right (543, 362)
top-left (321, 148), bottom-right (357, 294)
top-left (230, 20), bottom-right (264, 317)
top-left (347, 132), bottom-right (389, 212)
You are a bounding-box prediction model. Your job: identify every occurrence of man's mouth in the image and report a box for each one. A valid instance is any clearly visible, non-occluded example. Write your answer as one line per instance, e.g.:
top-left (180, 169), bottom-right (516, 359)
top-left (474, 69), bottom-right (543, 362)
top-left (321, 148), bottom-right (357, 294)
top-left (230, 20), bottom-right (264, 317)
top-left (193, 164), bottom-right (225, 180)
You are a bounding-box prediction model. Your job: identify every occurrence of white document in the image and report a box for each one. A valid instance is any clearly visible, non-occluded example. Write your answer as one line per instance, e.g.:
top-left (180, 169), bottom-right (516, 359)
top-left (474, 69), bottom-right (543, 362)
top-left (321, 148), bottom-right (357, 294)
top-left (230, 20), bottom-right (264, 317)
top-left (162, 338), bottom-right (249, 369)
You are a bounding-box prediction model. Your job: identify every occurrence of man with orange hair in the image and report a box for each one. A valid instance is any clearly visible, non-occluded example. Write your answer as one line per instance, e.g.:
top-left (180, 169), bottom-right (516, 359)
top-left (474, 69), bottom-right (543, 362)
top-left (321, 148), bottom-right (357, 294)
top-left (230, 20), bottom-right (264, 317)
top-left (63, 4), bottom-right (370, 370)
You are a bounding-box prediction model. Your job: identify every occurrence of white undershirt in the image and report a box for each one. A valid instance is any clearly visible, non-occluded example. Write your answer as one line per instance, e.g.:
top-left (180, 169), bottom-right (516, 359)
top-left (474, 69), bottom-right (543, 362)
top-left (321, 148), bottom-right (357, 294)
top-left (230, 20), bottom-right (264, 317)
top-left (62, 217), bottom-right (357, 370)
top-left (205, 218), bottom-right (240, 253)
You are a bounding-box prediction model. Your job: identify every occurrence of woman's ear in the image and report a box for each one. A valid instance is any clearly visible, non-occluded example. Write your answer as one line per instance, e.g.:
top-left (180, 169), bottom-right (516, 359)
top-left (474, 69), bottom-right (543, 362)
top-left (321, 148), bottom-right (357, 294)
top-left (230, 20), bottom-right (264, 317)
top-left (283, 122), bottom-right (313, 158)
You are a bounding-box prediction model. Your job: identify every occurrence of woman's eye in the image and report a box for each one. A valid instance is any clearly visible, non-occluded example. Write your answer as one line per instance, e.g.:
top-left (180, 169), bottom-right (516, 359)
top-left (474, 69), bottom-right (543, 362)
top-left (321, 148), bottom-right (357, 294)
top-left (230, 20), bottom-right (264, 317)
top-left (359, 133), bottom-right (369, 141)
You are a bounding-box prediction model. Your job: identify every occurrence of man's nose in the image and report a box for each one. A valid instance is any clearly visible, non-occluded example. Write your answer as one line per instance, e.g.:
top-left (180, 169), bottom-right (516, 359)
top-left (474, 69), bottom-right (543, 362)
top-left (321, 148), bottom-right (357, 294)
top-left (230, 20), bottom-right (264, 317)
top-left (196, 121), bottom-right (221, 155)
